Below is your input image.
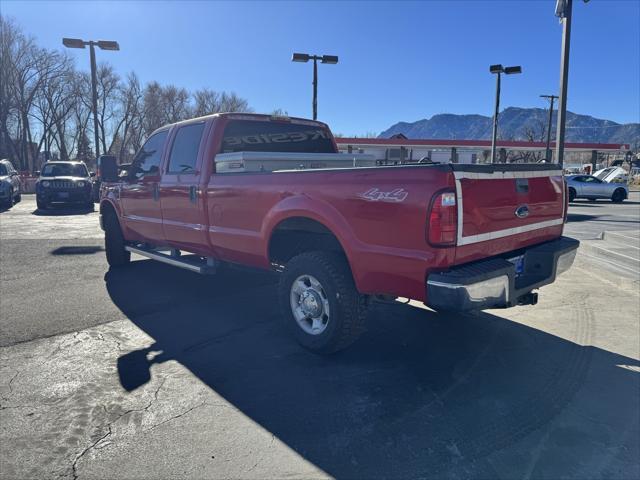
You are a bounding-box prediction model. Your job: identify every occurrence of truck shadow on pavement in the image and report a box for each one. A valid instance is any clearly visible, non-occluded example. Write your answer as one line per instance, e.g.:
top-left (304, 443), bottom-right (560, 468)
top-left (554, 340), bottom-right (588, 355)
top-left (105, 260), bottom-right (640, 479)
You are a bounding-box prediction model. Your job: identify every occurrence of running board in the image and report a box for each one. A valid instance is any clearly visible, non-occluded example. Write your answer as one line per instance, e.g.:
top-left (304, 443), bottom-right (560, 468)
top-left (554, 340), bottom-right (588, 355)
top-left (125, 245), bottom-right (217, 274)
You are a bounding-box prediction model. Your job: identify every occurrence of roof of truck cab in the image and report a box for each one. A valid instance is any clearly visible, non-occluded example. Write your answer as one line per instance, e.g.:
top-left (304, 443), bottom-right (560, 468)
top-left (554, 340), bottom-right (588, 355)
top-left (160, 112), bottom-right (330, 131)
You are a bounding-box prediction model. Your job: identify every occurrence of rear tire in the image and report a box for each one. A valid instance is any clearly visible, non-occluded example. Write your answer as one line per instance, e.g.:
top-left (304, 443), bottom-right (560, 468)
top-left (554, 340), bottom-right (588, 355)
top-left (611, 189), bottom-right (625, 203)
top-left (568, 188), bottom-right (576, 203)
top-left (279, 251), bottom-right (367, 354)
top-left (104, 211), bottom-right (131, 267)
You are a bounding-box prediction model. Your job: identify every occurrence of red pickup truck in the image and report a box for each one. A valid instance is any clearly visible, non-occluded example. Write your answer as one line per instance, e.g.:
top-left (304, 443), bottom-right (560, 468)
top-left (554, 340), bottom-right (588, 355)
top-left (99, 113), bottom-right (579, 353)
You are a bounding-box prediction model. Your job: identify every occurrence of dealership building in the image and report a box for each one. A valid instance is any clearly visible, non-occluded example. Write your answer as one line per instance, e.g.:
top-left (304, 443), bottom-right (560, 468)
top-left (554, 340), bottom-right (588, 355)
top-left (336, 135), bottom-right (630, 168)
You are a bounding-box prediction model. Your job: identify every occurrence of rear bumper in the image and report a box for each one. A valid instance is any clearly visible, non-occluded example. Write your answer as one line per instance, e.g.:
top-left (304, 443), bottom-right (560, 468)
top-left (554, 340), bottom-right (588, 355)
top-left (426, 236), bottom-right (579, 311)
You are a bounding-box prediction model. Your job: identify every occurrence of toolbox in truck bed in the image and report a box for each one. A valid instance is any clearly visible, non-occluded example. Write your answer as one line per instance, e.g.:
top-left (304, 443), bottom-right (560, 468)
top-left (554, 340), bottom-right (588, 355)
top-left (214, 151), bottom-right (377, 173)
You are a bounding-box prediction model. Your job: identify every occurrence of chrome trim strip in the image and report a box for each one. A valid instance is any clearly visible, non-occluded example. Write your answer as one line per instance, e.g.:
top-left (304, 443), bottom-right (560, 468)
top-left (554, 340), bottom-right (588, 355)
top-left (123, 214), bottom-right (163, 224)
top-left (162, 218), bottom-right (205, 231)
top-left (458, 218), bottom-right (564, 246)
top-left (453, 170), bottom-right (563, 180)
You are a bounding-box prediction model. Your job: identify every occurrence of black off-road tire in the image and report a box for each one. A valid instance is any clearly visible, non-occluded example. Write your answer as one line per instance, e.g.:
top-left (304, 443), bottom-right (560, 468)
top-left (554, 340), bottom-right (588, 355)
top-left (279, 251), bottom-right (367, 354)
top-left (104, 211), bottom-right (131, 267)
top-left (611, 188), bottom-right (625, 203)
top-left (568, 188), bottom-right (576, 203)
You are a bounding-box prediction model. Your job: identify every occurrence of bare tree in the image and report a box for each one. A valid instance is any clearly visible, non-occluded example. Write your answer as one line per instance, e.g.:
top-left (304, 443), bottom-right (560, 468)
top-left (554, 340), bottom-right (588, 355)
top-left (1, 16), bottom-right (253, 168)
top-left (193, 88), bottom-right (222, 116)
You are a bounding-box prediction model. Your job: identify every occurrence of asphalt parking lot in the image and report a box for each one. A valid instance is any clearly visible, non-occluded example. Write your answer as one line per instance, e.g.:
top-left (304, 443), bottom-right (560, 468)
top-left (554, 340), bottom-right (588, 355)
top-left (1, 195), bottom-right (639, 479)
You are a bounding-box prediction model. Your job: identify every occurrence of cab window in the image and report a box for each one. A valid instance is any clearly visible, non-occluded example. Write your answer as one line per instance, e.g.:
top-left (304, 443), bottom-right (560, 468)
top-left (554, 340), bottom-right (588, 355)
top-left (167, 123), bottom-right (205, 174)
top-left (221, 120), bottom-right (335, 154)
top-left (131, 130), bottom-right (168, 179)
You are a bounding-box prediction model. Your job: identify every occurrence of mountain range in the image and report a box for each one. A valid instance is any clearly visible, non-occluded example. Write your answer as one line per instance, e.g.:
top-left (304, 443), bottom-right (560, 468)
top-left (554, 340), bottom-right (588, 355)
top-left (379, 107), bottom-right (639, 146)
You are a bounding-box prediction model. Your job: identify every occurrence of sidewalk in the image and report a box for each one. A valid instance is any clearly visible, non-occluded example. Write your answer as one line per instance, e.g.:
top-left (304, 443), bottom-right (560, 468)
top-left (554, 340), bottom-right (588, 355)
top-left (579, 229), bottom-right (640, 284)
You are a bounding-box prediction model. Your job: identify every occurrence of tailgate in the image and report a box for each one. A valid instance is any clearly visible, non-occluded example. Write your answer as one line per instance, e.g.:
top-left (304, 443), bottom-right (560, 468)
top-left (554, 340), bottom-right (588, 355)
top-left (452, 164), bottom-right (565, 264)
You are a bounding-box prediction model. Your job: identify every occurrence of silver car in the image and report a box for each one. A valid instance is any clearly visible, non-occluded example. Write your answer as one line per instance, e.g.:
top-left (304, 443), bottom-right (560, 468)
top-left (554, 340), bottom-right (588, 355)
top-left (0, 159), bottom-right (22, 208)
top-left (566, 174), bottom-right (628, 203)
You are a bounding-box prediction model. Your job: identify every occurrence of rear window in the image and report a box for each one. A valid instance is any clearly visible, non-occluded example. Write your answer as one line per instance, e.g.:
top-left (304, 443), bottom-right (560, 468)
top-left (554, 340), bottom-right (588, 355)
top-left (167, 123), bottom-right (205, 173)
top-left (221, 120), bottom-right (335, 154)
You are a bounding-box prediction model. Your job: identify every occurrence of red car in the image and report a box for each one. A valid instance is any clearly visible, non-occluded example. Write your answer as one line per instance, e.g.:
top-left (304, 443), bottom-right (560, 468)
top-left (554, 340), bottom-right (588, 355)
top-left (99, 113), bottom-right (579, 353)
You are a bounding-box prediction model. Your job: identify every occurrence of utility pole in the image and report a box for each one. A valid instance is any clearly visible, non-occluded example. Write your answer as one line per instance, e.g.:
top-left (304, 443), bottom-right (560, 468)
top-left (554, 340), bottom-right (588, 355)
top-left (540, 94), bottom-right (558, 162)
top-left (555, 0), bottom-right (573, 168)
top-left (554, 0), bottom-right (590, 167)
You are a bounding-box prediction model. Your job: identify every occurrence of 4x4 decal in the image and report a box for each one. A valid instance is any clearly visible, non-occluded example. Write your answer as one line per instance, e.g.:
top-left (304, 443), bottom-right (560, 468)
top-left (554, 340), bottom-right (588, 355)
top-left (360, 188), bottom-right (408, 203)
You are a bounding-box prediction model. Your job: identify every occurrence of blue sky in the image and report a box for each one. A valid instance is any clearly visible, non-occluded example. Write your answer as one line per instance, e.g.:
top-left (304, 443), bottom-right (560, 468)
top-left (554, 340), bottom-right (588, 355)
top-left (3, 0), bottom-right (639, 135)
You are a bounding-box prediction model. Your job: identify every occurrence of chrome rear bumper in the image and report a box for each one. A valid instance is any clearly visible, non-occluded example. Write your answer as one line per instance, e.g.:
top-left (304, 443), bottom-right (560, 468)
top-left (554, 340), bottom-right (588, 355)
top-left (426, 236), bottom-right (579, 311)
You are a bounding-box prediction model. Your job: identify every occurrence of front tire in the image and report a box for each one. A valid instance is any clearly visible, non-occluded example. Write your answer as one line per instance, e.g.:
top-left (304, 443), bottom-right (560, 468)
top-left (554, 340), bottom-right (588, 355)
top-left (279, 251), bottom-right (367, 354)
top-left (36, 197), bottom-right (48, 210)
top-left (568, 188), bottom-right (576, 203)
top-left (611, 189), bottom-right (625, 203)
top-left (104, 211), bottom-right (131, 267)
top-left (6, 189), bottom-right (14, 208)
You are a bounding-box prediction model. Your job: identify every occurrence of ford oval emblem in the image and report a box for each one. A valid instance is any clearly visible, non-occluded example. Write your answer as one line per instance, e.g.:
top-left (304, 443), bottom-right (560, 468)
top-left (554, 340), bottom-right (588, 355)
top-left (515, 205), bottom-right (530, 218)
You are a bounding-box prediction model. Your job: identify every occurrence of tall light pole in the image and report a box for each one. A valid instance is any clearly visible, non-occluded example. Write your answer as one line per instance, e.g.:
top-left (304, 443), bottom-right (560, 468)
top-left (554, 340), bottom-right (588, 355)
top-left (554, 0), bottom-right (590, 168)
top-left (292, 53), bottom-right (338, 120)
top-left (489, 64), bottom-right (522, 163)
top-left (540, 94), bottom-right (558, 162)
top-left (63, 38), bottom-right (119, 159)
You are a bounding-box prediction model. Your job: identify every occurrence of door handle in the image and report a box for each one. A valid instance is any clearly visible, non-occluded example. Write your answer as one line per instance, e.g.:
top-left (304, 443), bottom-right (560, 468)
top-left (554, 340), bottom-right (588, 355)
top-left (152, 183), bottom-right (160, 201)
top-left (189, 185), bottom-right (197, 204)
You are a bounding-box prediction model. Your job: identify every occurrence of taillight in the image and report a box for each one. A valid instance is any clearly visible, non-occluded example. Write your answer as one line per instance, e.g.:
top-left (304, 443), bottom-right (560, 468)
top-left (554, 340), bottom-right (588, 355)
top-left (428, 191), bottom-right (457, 247)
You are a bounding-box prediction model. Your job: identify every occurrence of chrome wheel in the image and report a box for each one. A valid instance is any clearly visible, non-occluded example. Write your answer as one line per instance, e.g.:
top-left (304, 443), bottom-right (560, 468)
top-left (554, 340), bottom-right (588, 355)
top-left (289, 274), bottom-right (331, 335)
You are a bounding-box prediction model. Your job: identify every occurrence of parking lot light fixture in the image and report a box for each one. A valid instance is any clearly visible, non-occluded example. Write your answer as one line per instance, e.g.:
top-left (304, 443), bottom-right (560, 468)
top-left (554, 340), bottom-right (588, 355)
top-left (489, 64), bottom-right (522, 163)
top-left (291, 52), bottom-right (339, 120)
top-left (62, 37), bottom-right (120, 160)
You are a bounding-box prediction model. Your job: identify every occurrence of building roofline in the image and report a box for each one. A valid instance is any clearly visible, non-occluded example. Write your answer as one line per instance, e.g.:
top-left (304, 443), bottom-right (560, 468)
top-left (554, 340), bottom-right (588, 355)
top-left (336, 137), bottom-right (629, 151)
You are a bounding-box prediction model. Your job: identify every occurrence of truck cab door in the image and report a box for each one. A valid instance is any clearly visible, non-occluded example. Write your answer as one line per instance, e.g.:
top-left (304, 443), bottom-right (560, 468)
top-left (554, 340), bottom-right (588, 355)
top-left (159, 121), bottom-right (209, 253)
top-left (120, 130), bottom-right (168, 243)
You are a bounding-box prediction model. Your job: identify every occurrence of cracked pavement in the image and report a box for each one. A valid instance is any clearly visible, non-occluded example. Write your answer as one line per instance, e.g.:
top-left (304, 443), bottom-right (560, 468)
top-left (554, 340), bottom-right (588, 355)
top-left (1, 196), bottom-right (639, 479)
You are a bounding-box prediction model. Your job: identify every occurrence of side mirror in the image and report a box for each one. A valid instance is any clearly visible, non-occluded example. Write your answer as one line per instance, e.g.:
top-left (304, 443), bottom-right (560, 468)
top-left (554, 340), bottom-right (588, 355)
top-left (100, 156), bottom-right (119, 182)
top-left (35, 171), bottom-right (40, 176)
top-left (90, 172), bottom-right (96, 177)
